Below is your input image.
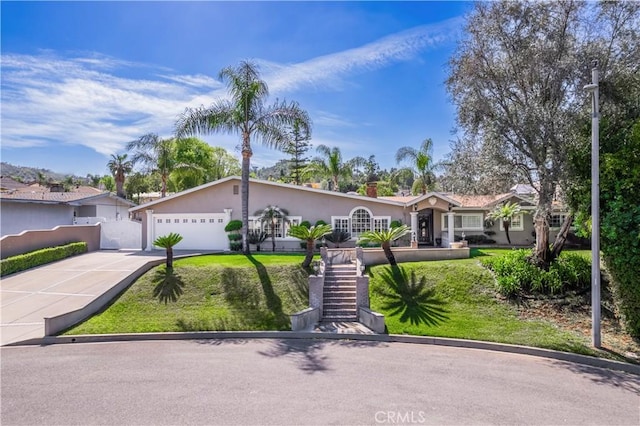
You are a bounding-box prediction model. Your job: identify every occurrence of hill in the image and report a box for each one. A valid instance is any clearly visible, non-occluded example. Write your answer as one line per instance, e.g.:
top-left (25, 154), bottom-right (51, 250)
top-left (0, 162), bottom-right (87, 184)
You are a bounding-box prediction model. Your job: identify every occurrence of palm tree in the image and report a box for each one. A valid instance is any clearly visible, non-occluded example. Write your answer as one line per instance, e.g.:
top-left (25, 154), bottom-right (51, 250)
top-left (175, 60), bottom-right (311, 255)
top-left (306, 145), bottom-right (354, 191)
top-left (153, 232), bottom-right (184, 269)
top-left (288, 224), bottom-right (332, 268)
top-left (395, 138), bottom-right (439, 195)
top-left (488, 201), bottom-right (522, 245)
top-left (358, 225), bottom-right (410, 266)
top-left (255, 205), bottom-right (290, 252)
top-left (126, 133), bottom-right (175, 198)
top-left (107, 154), bottom-right (133, 198)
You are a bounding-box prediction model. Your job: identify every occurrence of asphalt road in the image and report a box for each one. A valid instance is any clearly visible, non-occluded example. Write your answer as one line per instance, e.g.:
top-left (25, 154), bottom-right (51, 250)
top-left (1, 339), bottom-right (638, 425)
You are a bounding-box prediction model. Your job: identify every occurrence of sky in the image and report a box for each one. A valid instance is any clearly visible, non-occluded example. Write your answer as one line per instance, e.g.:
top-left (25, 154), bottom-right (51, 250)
top-left (1, 1), bottom-right (473, 178)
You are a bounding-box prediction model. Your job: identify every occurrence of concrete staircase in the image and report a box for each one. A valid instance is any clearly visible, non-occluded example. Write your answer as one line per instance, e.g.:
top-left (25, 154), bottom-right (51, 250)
top-left (323, 262), bottom-right (358, 321)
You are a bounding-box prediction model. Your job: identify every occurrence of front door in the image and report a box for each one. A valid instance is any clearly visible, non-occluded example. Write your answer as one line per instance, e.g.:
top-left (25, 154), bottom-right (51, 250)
top-left (418, 211), bottom-right (433, 245)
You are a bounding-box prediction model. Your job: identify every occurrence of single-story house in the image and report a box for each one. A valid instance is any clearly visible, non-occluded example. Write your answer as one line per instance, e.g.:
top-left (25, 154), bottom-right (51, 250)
top-left (129, 177), bottom-right (569, 251)
top-left (0, 185), bottom-right (136, 237)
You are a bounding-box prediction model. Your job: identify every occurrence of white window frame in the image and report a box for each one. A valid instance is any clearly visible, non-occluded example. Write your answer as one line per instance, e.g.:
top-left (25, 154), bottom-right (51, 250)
top-left (248, 215), bottom-right (302, 239)
top-left (332, 207), bottom-right (391, 239)
top-left (499, 213), bottom-right (525, 231)
top-left (441, 213), bottom-right (484, 231)
top-left (549, 213), bottom-right (568, 230)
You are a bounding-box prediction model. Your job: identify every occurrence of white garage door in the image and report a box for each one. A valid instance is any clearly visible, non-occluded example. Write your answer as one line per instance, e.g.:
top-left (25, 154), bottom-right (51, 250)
top-left (152, 213), bottom-right (228, 250)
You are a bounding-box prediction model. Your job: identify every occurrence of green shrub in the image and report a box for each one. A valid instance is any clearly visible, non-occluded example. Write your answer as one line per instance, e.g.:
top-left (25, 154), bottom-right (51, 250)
top-left (480, 249), bottom-right (591, 297)
top-left (314, 220), bottom-right (327, 227)
top-left (1, 242), bottom-right (88, 276)
top-left (390, 220), bottom-right (403, 229)
top-left (227, 233), bottom-right (243, 241)
top-left (224, 220), bottom-right (243, 232)
top-left (229, 241), bottom-right (242, 252)
top-left (300, 220), bottom-right (311, 229)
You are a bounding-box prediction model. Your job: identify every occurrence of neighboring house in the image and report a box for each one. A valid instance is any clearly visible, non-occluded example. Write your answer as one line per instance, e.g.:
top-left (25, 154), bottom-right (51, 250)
top-left (129, 176), bottom-right (569, 251)
top-left (0, 186), bottom-right (136, 237)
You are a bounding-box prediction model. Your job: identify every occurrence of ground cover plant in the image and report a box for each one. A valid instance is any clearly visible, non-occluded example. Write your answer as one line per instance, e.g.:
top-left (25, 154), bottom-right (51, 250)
top-left (66, 253), bottom-right (310, 334)
top-left (0, 242), bottom-right (87, 277)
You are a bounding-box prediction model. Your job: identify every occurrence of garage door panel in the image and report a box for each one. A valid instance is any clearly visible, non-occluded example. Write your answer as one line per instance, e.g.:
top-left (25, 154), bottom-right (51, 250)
top-left (153, 214), bottom-right (228, 250)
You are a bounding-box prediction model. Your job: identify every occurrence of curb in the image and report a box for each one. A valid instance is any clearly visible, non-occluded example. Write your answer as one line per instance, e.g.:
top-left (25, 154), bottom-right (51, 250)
top-left (5, 331), bottom-right (639, 376)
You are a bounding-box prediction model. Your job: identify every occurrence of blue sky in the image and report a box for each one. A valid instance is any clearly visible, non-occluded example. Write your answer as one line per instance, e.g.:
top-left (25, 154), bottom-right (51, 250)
top-left (1, 1), bottom-right (472, 177)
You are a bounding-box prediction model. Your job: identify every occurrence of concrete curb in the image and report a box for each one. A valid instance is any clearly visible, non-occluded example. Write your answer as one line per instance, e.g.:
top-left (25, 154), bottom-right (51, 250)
top-left (6, 331), bottom-right (639, 376)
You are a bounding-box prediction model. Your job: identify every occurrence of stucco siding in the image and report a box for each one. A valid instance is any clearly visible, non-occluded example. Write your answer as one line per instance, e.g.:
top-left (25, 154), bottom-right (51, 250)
top-left (0, 202), bottom-right (74, 237)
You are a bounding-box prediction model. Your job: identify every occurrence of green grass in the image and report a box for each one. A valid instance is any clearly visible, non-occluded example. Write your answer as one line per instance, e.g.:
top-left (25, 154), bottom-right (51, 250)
top-left (66, 254), bottom-right (312, 335)
top-left (65, 248), bottom-right (610, 359)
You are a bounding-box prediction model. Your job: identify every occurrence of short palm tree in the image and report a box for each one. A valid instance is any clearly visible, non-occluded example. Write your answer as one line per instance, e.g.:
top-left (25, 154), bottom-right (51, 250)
top-left (255, 205), bottom-right (289, 252)
top-left (176, 60), bottom-right (311, 254)
top-left (324, 230), bottom-right (351, 248)
top-left (395, 138), bottom-right (439, 195)
top-left (153, 232), bottom-right (184, 269)
top-left (247, 229), bottom-right (268, 252)
top-left (107, 153), bottom-right (133, 198)
top-left (306, 145), bottom-right (353, 191)
top-left (288, 224), bottom-right (332, 268)
top-left (488, 201), bottom-right (522, 245)
top-left (358, 225), bottom-right (410, 266)
top-left (126, 133), bottom-right (175, 198)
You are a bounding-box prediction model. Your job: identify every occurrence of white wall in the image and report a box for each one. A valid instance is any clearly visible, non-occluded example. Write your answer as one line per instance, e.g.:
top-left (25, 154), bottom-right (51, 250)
top-left (100, 220), bottom-right (142, 249)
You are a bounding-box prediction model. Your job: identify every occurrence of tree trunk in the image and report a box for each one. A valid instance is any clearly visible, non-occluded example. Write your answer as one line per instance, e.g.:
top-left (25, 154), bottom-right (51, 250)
top-left (503, 221), bottom-right (511, 245)
top-left (166, 247), bottom-right (173, 269)
top-left (531, 177), bottom-right (555, 268)
top-left (302, 238), bottom-right (314, 268)
top-left (161, 172), bottom-right (167, 198)
top-left (271, 224), bottom-right (276, 252)
top-left (241, 146), bottom-right (251, 255)
top-left (550, 213), bottom-right (574, 260)
top-left (382, 241), bottom-right (397, 266)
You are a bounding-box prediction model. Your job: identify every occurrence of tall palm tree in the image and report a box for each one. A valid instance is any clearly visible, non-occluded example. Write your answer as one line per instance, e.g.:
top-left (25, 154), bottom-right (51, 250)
top-left (358, 225), bottom-right (410, 266)
top-left (107, 154), bottom-right (133, 198)
top-left (255, 205), bottom-right (290, 252)
top-left (126, 133), bottom-right (175, 198)
top-left (307, 145), bottom-right (354, 191)
top-left (175, 60), bottom-right (310, 254)
top-left (488, 201), bottom-right (522, 245)
top-left (395, 138), bottom-right (439, 195)
top-left (288, 224), bottom-right (332, 268)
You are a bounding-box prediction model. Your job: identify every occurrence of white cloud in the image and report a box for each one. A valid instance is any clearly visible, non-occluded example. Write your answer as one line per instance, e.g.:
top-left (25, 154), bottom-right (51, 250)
top-left (261, 17), bottom-right (462, 94)
top-left (1, 18), bottom-right (460, 158)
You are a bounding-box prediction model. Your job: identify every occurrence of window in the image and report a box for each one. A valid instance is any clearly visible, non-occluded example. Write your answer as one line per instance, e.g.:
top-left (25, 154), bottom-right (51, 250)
top-left (218, 219), bottom-right (223, 223)
top-left (209, 219), bottom-right (215, 223)
top-left (351, 208), bottom-right (371, 238)
top-left (550, 214), bottom-right (567, 229)
top-left (183, 219), bottom-right (188, 223)
top-left (165, 219), bottom-right (171, 223)
top-left (200, 219), bottom-right (206, 223)
top-left (373, 218), bottom-right (389, 232)
top-left (442, 213), bottom-right (484, 231)
top-left (233, 185), bottom-right (239, 195)
top-left (332, 217), bottom-right (349, 233)
top-left (248, 216), bottom-right (302, 239)
top-left (499, 214), bottom-right (524, 231)
top-left (157, 219), bottom-right (162, 223)
top-left (174, 219), bottom-right (179, 223)
top-left (192, 219), bottom-right (197, 223)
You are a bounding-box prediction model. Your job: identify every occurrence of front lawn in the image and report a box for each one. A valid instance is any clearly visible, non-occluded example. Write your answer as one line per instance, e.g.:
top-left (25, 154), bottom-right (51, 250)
top-left (66, 253), bottom-right (311, 334)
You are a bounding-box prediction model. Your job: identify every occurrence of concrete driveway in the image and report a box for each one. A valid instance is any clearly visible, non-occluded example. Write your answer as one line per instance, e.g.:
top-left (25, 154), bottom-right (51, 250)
top-left (0, 250), bottom-right (173, 346)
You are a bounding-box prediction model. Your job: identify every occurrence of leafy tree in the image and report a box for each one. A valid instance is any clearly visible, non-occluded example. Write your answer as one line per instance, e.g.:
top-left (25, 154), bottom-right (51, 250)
top-left (86, 173), bottom-right (102, 188)
top-left (487, 201), bottom-right (523, 246)
top-left (210, 146), bottom-right (241, 180)
top-left (288, 224), bottom-right (332, 268)
top-left (176, 60), bottom-right (310, 254)
top-left (396, 138), bottom-right (439, 195)
top-left (254, 205), bottom-right (289, 252)
top-left (358, 225), bottom-right (410, 266)
top-left (153, 232), bottom-right (184, 269)
top-left (99, 175), bottom-right (115, 192)
top-left (125, 172), bottom-right (151, 203)
top-left (170, 137), bottom-right (214, 190)
top-left (126, 133), bottom-right (175, 198)
top-left (306, 145), bottom-right (354, 191)
top-left (107, 154), bottom-right (133, 198)
top-left (446, 0), bottom-right (587, 266)
top-left (282, 118), bottom-right (312, 185)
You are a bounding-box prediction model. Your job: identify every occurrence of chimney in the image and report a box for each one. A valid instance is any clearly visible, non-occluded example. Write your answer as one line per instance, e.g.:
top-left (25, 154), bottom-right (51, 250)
top-left (366, 181), bottom-right (378, 198)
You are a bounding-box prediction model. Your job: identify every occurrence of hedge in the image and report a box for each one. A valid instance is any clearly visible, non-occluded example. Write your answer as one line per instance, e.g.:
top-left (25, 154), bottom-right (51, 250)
top-left (0, 242), bottom-right (88, 277)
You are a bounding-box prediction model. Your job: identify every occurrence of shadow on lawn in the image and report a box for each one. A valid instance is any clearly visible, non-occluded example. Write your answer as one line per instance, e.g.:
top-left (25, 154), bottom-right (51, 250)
top-left (377, 266), bottom-right (449, 327)
top-left (152, 267), bottom-right (186, 304)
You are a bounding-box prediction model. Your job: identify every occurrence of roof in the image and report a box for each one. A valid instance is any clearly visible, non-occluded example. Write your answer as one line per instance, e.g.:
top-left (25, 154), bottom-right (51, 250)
top-left (0, 190), bottom-right (136, 207)
top-left (130, 176), bottom-right (407, 212)
top-left (0, 176), bottom-right (29, 190)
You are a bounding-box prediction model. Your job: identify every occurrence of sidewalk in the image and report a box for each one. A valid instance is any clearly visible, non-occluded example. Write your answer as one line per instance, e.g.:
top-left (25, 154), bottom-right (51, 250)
top-left (0, 250), bottom-right (172, 346)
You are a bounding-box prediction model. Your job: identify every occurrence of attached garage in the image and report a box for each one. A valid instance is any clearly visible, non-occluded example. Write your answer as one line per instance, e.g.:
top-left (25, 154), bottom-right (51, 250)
top-left (152, 213), bottom-right (228, 250)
